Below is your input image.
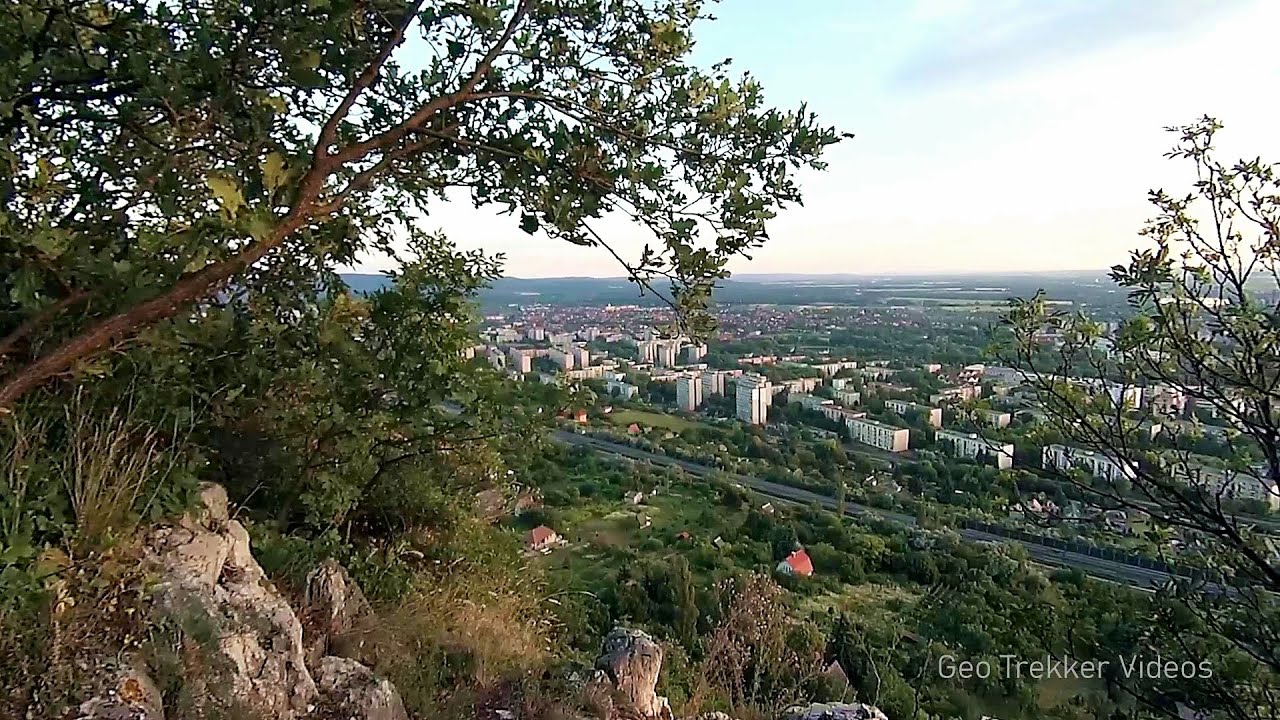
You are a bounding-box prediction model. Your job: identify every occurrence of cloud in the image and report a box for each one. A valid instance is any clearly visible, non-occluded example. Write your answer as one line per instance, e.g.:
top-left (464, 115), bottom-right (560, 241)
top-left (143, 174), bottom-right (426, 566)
top-left (891, 0), bottom-right (1251, 92)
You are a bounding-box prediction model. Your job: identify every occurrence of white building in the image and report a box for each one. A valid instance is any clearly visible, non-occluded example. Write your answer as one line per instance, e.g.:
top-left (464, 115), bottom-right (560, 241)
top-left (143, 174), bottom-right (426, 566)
top-left (1042, 444), bottom-right (1136, 483)
top-left (683, 343), bottom-right (708, 364)
top-left (676, 373), bottom-right (704, 412)
top-left (548, 348), bottom-right (574, 370)
top-left (1068, 378), bottom-right (1143, 409)
top-left (1173, 460), bottom-right (1280, 510)
top-left (571, 345), bottom-right (591, 368)
top-left (885, 399), bottom-right (942, 429)
top-left (830, 377), bottom-right (851, 391)
top-left (703, 371), bottom-right (727, 397)
top-left (936, 429), bottom-right (1014, 470)
top-left (978, 409), bottom-right (1012, 428)
top-left (656, 341), bottom-right (679, 368)
top-left (564, 365), bottom-right (606, 381)
top-left (790, 394), bottom-right (832, 411)
top-left (836, 390), bottom-right (861, 408)
top-left (982, 366), bottom-right (1023, 385)
top-left (524, 326), bottom-right (546, 342)
top-left (548, 332), bottom-right (575, 347)
top-left (847, 417), bottom-right (910, 452)
top-left (607, 379), bottom-right (639, 400)
top-left (736, 373), bottom-right (770, 425)
top-left (506, 348), bottom-right (531, 373)
top-left (638, 340), bottom-right (658, 364)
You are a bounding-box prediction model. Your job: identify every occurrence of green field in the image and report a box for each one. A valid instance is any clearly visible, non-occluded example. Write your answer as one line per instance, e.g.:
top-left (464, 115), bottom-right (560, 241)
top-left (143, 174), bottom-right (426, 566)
top-left (606, 408), bottom-right (701, 432)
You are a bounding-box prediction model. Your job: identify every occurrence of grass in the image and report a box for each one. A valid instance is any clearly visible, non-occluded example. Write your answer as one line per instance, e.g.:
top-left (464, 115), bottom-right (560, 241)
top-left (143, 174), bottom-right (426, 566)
top-left (606, 409), bottom-right (701, 433)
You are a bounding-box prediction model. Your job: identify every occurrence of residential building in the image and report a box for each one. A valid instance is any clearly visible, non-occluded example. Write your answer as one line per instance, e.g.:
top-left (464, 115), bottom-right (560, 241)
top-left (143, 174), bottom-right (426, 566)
top-left (702, 371), bottom-right (727, 397)
top-left (571, 345), bottom-right (591, 368)
top-left (789, 394), bottom-right (832, 411)
top-left (781, 377), bottom-right (821, 394)
top-left (525, 525), bottom-right (560, 551)
top-left (847, 417), bottom-right (910, 452)
top-left (508, 348), bottom-right (532, 374)
top-left (922, 363), bottom-right (942, 374)
top-left (776, 548), bottom-right (814, 577)
top-left (606, 379), bottom-right (638, 400)
top-left (810, 360), bottom-right (859, 376)
top-left (982, 366), bottom-right (1023, 385)
top-left (936, 429), bottom-right (1014, 470)
top-left (548, 332), bottom-right (574, 347)
top-left (524, 326), bottom-right (546, 342)
top-left (656, 341), bottom-right (679, 368)
top-left (821, 406), bottom-right (866, 424)
top-left (487, 347), bottom-right (506, 370)
top-left (830, 377), bottom-right (851, 391)
top-left (836, 390), bottom-right (861, 408)
top-left (548, 348), bottom-right (574, 370)
top-left (977, 409), bottom-right (1012, 428)
top-left (736, 373), bottom-right (771, 425)
top-left (1042, 444), bottom-right (1136, 483)
top-left (638, 340), bottom-right (659, 364)
top-left (565, 365), bottom-right (606, 381)
top-left (885, 399), bottom-right (942, 429)
top-left (1068, 378), bottom-right (1143, 409)
top-left (931, 385), bottom-right (981, 404)
top-left (1172, 460), bottom-right (1280, 511)
top-left (683, 343), bottom-right (708, 364)
top-left (676, 373), bottom-right (703, 412)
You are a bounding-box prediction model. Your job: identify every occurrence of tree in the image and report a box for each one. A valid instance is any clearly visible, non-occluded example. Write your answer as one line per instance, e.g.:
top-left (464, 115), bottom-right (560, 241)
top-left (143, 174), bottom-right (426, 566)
top-left (1003, 118), bottom-right (1279, 720)
top-left (0, 0), bottom-right (843, 408)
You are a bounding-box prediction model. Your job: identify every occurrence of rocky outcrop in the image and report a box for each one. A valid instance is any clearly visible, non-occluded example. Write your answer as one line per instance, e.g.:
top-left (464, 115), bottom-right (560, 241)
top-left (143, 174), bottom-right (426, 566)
top-left (314, 657), bottom-right (408, 720)
top-left (81, 482), bottom-right (407, 720)
top-left (594, 627), bottom-right (672, 720)
top-left (782, 702), bottom-right (890, 720)
top-left (146, 483), bottom-right (317, 718)
top-left (303, 559), bottom-right (373, 666)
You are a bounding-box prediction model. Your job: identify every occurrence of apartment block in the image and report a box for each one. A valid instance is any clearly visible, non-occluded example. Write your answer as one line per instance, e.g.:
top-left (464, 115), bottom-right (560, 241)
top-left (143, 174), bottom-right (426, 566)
top-left (736, 373), bottom-right (771, 425)
top-left (676, 373), bottom-right (704, 412)
top-left (885, 399), bottom-right (942, 429)
top-left (571, 345), bottom-right (591, 368)
top-left (508, 348), bottom-right (532, 374)
top-left (977, 409), bottom-right (1012, 428)
top-left (789, 394), bottom-right (832, 411)
top-left (1042, 444), bottom-right (1136, 483)
top-left (836, 390), bottom-right (861, 408)
top-left (702, 371), bottom-right (727, 397)
top-left (548, 348), bottom-right (574, 370)
top-left (936, 429), bottom-right (1014, 470)
top-left (683, 343), bottom-right (708, 364)
top-left (847, 417), bottom-right (910, 452)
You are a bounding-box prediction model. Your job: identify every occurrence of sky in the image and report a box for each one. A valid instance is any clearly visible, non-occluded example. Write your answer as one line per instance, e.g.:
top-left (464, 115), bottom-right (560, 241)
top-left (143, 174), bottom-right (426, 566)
top-left (352, 0), bottom-right (1280, 278)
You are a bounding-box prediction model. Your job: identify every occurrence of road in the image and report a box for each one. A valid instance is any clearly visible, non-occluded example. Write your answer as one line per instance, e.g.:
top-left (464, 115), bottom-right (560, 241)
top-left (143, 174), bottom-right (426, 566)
top-left (553, 430), bottom-right (1179, 590)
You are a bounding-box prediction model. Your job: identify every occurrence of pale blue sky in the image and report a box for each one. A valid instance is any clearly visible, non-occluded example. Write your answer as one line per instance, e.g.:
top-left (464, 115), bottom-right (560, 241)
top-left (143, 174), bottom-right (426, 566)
top-left (356, 0), bottom-right (1280, 277)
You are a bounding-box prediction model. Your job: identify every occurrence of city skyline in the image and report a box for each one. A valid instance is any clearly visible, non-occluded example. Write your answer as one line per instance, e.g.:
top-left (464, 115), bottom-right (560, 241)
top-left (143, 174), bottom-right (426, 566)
top-left (351, 0), bottom-right (1280, 278)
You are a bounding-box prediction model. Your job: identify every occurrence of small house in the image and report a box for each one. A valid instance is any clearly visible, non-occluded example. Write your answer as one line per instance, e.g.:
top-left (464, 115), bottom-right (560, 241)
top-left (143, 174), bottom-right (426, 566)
top-left (525, 525), bottom-right (560, 551)
top-left (776, 548), bottom-right (814, 577)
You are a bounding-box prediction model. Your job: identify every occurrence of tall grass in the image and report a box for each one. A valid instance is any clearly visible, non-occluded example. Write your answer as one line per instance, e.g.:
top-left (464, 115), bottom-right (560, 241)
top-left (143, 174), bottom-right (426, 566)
top-left (0, 414), bottom-right (48, 550)
top-left (58, 390), bottom-right (174, 552)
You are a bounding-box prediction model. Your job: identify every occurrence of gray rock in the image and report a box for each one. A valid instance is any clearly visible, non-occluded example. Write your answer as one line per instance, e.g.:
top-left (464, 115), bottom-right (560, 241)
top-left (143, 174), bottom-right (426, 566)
top-left (782, 702), bottom-right (889, 720)
top-left (594, 627), bottom-right (672, 720)
top-left (314, 656), bottom-right (408, 720)
top-left (145, 482), bottom-right (317, 718)
top-left (75, 656), bottom-right (164, 720)
top-left (303, 558), bottom-right (373, 665)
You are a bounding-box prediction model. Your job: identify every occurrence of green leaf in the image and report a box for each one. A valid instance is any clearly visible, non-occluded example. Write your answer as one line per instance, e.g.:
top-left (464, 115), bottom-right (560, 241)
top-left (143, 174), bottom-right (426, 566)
top-left (519, 213), bottom-right (539, 235)
top-left (206, 173), bottom-right (244, 218)
top-left (262, 152), bottom-right (288, 194)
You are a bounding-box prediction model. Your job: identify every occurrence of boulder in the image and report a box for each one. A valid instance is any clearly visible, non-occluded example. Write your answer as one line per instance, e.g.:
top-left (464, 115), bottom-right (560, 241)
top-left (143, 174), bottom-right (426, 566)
top-left (145, 482), bottom-right (317, 718)
top-left (594, 627), bottom-right (672, 720)
top-left (303, 559), bottom-right (373, 665)
top-left (314, 656), bottom-right (408, 720)
top-left (782, 703), bottom-right (889, 720)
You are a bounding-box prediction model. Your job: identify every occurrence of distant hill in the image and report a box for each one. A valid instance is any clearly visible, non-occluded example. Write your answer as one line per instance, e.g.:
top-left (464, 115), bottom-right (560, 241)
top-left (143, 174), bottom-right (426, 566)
top-left (339, 271), bottom-right (1125, 311)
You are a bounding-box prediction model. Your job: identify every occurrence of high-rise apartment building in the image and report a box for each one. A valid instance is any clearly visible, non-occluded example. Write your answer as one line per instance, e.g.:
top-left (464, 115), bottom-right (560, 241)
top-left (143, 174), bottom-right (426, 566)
top-left (683, 343), bottom-right (708, 364)
top-left (676, 373), bottom-right (703, 412)
top-left (508, 348), bottom-right (532, 374)
top-left (702, 371), bottom-right (726, 397)
top-left (571, 345), bottom-right (590, 368)
top-left (736, 373), bottom-right (770, 425)
top-left (936, 429), bottom-right (1014, 470)
top-left (548, 348), bottom-right (574, 370)
top-left (656, 341), bottom-right (679, 368)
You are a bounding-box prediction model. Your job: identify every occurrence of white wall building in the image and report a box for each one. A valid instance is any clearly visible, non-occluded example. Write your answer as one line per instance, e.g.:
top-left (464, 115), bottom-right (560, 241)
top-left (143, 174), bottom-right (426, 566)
top-left (847, 417), bottom-right (910, 452)
top-left (703, 371), bottom-right (727, 397)
top-left (508, 348), bottom-right (532, 374)
top-left (790, 394), bottom-right (832, 411)
top-left (978, 409), bottom-right (1012, 428)
top-left (936, 429), bottom-right (1014, 470)
top-left (1173, 461), bottom-right (1280, 511)
top-left (683, 343), bottom-right (708, 364)
top-left (676, 373), bottom-right (704, 412)
top-left (836, 390), bottom-right (861, 407)
top-left (656, 341), bottom-right (679, 368)
top-left (885, 399), bottom-right (942, 429)
top-left (736, 373), bottom-right (770, 425)
top-left (1043, 444), bottom-right (1136, 483)
top-left (548, 348), bottom-right (574, 370)
top-left (571, 345), bottom-right (591, 368)
top-left (607, 379), bottom-right (638, 400)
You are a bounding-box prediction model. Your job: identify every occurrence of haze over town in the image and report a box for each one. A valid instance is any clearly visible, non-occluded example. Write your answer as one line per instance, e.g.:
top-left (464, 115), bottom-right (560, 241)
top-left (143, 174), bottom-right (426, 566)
top-left (353, 0), bottom-right (1280, 278)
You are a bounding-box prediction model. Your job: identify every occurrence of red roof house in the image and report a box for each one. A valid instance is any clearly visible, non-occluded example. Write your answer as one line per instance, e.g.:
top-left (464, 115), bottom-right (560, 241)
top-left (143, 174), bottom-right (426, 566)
top-left (526, 525), bottom-right (560, 551)
top-left (776, 548), bottom-right (814, 577)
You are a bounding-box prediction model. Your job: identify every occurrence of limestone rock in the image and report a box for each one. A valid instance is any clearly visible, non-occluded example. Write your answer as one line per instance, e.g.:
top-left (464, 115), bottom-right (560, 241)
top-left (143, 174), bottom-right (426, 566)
top-left (314, 656), bottom-right (408, 720)
top-left (145, 482), bottom-right (317, 718)
top-left (594, 627), bottom-right (672, 720)
top-left (782, 702), bottom-right (890, 720)
top-left (303, 558), bottom-right (373, 665)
